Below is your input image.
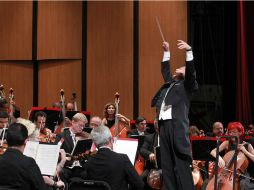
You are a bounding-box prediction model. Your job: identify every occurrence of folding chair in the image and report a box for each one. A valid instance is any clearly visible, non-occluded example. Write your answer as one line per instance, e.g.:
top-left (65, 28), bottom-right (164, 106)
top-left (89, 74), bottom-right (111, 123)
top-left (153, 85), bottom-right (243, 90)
top-left (68, 177), bottom-right (111, 190)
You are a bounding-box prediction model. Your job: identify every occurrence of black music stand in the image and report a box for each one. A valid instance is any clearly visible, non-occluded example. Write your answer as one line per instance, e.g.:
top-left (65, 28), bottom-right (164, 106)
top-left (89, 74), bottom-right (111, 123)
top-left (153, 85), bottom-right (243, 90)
top-left (71, 139), bottom-right (93, 156)
top-left (191, 138), bottom-right (217, 161)
top-left (129, 135), bottom-right (145, 151)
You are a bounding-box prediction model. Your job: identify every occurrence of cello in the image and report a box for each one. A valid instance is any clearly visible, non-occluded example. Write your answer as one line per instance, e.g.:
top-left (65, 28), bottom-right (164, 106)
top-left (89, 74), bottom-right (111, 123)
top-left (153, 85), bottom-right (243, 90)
top-left (206, 147), bottom-right (249, 190)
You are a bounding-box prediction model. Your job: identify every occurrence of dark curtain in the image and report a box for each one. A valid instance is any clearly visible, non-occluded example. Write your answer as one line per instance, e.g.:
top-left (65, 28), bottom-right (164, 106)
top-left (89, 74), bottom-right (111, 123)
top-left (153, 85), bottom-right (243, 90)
top-left (236, 1), bottom-right (253, 127)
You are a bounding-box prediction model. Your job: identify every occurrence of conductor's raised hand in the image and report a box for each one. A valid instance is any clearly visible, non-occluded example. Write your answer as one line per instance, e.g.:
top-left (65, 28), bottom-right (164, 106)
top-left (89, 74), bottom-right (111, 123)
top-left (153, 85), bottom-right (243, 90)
top-left (162, 41), bottom-right (169, 52)
top-left (177, 40), bottom-right (191, 51)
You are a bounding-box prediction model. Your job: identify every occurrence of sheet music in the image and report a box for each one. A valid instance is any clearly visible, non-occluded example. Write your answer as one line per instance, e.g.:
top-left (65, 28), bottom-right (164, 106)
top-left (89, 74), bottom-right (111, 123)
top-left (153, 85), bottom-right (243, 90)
top-left (24, 141), bottom-right (60, 176)
top-left (36, 144), bottom-right (60, 176)
top-left (113, 138), bottom-right (138, 165)
top-left (24, 141), bottom-right (39, 160)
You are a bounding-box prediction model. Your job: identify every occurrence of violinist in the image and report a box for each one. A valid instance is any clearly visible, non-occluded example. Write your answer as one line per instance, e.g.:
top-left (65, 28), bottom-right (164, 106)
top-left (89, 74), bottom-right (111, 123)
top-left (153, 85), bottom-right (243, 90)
top-left (55, 112), bottom-right (90, 154)
top-left (206, 122), bottom-right (254, 190)
top-left (34, 111), bottom-right (54, 142)
top-left (139, 118), bottom-right (160, 189)
top-left (54, 113), bottom-right (90, 184)
top-left (102, 102), bottom-right (130, 131)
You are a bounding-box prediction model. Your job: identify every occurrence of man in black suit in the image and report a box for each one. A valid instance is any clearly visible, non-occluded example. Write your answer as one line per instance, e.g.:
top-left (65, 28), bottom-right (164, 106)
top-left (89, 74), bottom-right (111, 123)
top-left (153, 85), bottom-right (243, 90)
top-left (0, 123), bottom-right (47, 190)
top-left (86, 125), bottom-right (144, 190)
top-left (128, 116), bottom-right (149, 137)
top-left (151, 40), bottom-right (198, 190)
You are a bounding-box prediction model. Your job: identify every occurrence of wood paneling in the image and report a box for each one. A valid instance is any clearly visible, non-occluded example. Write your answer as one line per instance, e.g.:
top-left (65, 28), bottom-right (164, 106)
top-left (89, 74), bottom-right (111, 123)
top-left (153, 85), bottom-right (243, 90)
top-left (0, 2), bottom-right (32, 60)
top-left (37, 1), bottom-right (82, 60)
top-left (38, 60), bottom-right (82, 110)
top-left (139, 1), bottom-right (187, 119)
top-left (87, 1), bottom-right (133, 118)
top-left (0, 61), bottom-right (33, 117)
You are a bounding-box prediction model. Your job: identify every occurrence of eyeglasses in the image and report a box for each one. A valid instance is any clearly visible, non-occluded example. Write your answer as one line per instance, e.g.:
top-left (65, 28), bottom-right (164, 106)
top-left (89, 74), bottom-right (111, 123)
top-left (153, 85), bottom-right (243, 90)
top-left (139, 123), bottom-right (147, 126)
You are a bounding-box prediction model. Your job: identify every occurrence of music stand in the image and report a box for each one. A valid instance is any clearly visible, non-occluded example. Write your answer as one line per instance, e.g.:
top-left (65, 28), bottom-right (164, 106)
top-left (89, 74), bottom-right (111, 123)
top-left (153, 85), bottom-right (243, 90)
top-left (129, 135), bottom-right (145, 151)
top-left (191, 137), bottom-right (217, 161)
top-left (154, 146), bottom-right (161, 169)
top-left (71, 139), bottom-right (93, 156)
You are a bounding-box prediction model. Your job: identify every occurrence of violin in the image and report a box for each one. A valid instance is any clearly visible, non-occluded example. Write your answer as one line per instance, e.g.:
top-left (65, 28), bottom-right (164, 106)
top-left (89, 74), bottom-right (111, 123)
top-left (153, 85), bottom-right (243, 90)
top-left (39, 128), bottom-right (56, 143)
top-left (192, 160), bottom-right (203, 190)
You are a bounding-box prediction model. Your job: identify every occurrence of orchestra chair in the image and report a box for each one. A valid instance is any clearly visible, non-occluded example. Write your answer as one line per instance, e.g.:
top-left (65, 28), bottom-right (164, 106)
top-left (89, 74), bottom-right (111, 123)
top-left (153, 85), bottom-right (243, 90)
top-left (68, 177), bottom-right (111, 190)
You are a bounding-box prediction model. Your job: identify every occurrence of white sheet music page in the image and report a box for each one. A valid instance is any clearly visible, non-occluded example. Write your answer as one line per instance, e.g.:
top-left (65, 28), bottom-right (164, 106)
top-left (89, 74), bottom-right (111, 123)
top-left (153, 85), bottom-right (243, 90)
top-left (35, 144), bottom-right (60, 176)
top-left (113, 138), bottom-right (138, 165)
top-left (23, 141), bottom-right (39, 160)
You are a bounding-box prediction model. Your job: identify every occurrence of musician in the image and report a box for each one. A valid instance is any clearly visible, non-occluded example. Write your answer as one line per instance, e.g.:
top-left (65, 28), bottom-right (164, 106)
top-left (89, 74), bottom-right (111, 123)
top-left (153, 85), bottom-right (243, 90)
top-left (32, 111), bottom-right (54, 142)
top-left (66, 102), bottom-right (74, 111)
top-left (128, 116), bottom-right (149, 137)
top-left (208, 122), bottom-right (254, 190)
top-left (54, 113), bottom-right (90, 184)
top-left (139, 118), bottom-right (160, 189)
top-left (89, 116), bottom-right (102, 128)
top-left (102, 102), bottom-right (130, 129)
top-left (55, 112), bottom-right (90, 154)
top-left (0, 123), bottom-right (48, 190)
top-left (86, 125), bottom-right (144, 190)
top-left (206, 121), bottom-right (224, 137)
top-left (151, 40), bottom-right (198, 190)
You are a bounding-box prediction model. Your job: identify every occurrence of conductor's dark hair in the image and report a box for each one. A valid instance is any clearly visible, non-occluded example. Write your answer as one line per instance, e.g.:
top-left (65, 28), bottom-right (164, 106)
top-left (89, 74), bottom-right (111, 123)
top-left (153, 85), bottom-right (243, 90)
top-left (7, 123), bottom-right (28, 146)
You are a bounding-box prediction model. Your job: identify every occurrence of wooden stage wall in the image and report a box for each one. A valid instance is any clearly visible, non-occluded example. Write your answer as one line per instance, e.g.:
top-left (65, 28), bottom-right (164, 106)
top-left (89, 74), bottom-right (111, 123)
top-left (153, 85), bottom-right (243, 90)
top-left (0, 1), bottom-right (187, 120)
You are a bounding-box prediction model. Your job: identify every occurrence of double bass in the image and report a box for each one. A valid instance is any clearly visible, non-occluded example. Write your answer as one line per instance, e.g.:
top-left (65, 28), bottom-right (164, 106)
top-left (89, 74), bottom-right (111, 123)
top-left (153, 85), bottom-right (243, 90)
top-left (109, 92), bottom-right (129, 139)
top-left (54, 89), bottom-right (66, 134)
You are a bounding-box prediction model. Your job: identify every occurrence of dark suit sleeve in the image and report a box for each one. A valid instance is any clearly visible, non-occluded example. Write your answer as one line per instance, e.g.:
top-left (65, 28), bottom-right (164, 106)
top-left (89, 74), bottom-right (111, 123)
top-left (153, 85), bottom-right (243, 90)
top-left (161, 61), bottom-right (172, 82)
top-left (27, 158), bottom-right (48, 190)
top-left (123, 155), bottom-right (144, 190)
top-left (184, 60), bottom-right (198, 92)
top-left (140, 135), bottom-right (153, 160)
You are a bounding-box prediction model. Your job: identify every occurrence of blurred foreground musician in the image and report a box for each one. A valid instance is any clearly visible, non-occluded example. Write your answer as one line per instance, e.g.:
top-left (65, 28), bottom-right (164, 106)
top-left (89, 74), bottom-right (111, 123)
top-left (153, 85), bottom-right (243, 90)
top-left (0, 123), bottom-right (47, 190)
top-left (86, 125), bottom-right (144, 190)
top-left (140, 119), bottom-right (160, 189)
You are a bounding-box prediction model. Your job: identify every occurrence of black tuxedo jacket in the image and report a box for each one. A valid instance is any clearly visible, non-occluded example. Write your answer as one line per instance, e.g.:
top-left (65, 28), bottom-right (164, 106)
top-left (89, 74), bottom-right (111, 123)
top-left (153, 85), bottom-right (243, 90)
top-left (86, 148), bottom-right (144, 190)
top-left (140, 133), bottom-right (158, 160)
top-left (55, 129), bottom-right (74, 154)
top-left (0, 148), bottom-right (47, 190)
top-left (151, 60), bottom-right (198, 156)
top-left (152, 60), bottom-right (198, 116)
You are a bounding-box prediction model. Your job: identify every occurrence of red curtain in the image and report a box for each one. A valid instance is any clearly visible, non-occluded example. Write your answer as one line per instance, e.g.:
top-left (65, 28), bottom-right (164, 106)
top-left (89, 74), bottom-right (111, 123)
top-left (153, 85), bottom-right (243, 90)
top-left (236, 1), bottom-right (252, 127)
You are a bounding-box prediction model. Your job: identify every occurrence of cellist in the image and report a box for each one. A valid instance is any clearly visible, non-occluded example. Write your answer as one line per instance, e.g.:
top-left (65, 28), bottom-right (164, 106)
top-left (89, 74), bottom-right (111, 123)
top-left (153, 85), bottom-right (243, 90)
top-left (206, 122), bottom-right (254, 190)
